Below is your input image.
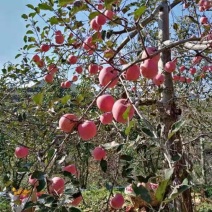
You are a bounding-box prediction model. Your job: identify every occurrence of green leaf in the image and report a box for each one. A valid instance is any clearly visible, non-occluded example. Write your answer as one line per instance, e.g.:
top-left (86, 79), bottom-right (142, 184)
top-left (88, 12), bottom-right (99, 20)
top-left (26, 4), bottom-right (35, 10)
top-left (164, 168), bottom-right (174, 180)
top-left (100, 160), bottom-right (107, 173)
top-left (49, 17), bottom-right (59, 25)
top-left (23, 201), bottom-right (36, 210)
top-left (120, 154), bottom-right (133, 161)
top-left (132, 183), bottom-right (151, 203)
top-left (26, 30), bottom-right (34, 34)
top-left (15, 54), bottom-right (22, 59)
top-left (38, 3), bottom-right (53, 11)
top-left (61, 94), bottom-right (71, 104)
top-left (155, 179), bottom-right (169, 202)
top-left (141, 127), bottom-right (155, 137)
top-left (21, 14), bottom-right (28, 19)
top-left (125, 120), bottom-right (135, 135)
top-left (133, 6), bottom-right (146, 20)
top-left (104, 0), bottom-right (116, 8)
top-left (69, 207), bottom-right (81, 212)
top-left (122, 106), bottom-right (132, 120)
top-left (31, 171), bottom-right (45, 180)
top-left (59, 0), bottom-right (74, 7)
top-left (168, 120), bottom-right (185, 139)
top-left (32, 92), bottom-right (44, 105)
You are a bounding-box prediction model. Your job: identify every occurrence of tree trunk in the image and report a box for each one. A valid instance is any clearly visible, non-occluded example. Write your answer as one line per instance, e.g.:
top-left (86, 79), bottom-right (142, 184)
top-left (158, 1), bottom-right (193, 211)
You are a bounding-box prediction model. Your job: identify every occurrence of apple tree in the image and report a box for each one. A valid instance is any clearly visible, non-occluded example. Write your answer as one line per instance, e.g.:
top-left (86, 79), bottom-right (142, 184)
top-left (0, 0), bottom-right (212, 211)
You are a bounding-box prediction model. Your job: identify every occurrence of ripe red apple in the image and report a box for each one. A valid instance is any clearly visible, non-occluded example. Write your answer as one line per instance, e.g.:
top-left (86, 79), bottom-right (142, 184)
top-left (179, 65), bottom-right (186, 72)
top-left (189, 67), bottom-right (196, 74)
top-left (95, 14), bottom-right (107, 26)
top-left (32, 54), bottom-right (40, 63)
top-left (153, 73), bottom-right (165, 86)
top-left (55, 30), bottom-right (62, 35)
top-left (179, 76), bottom-right (186, 82)
top-left (61, 82), bottom-right (66, 88)
top-left (192, 56), bottom-right (202, 65)
top-left (40, 44), bottom-right (50, 52)
top-left (141, 47), bottom-right (160, 62)
top-left (63, 164), bottom-right (77, 176)
top-left (140, 59), bottom-right (158, 79)
top-left (15, 146), bottom-right (29, 158)
top-left (104, 10), bottom-right (114, 20)
top-left (110, 193), bottom-right (125, 209)
top-left (64, 80), bottom-right (71, 88)
top-left (200, 16), bottom-right (208, 24)
top-left (98, 66), bottom-right (119, 88)
top-left (44, 74), bottom-right (54, 83)
top-left (100, 112), bottom-right (113, 125)
top-left (82, 36), bottom-right (95, 51)
top-left (55, 34), bottom-right (64, 44)
top-left (97, 4), bottom-right (104, 10)
top-left (89, 64), bottom-right (99, 75)
top-left (50, 177), bottom-right (65, 195)
top-left (28, 175), bottom-right (39, 187)
top-left (75, 66), bottom-right (83, 74)
top-left (186, 78), bottom-right (192, 83)
top-left (59, 113), bottom-right (78, 133)
top-left (92, 147), bottom-right (106, 161)
top-left (78, 120), bottom-right (97, 141)
top-left (90, 18), bottom-right (101, 31)
top-left (123, 64), bottom-right (140, 81)
top-left (70, 195), bottom-right (82, 206)
top-left (47, 64), bottom-right (58, 75)
top-left (173, 75), bottom-right (180, 81)
top-left (37, 60), bottom-right (45, 68)
top-left (67, 55), bottom-right (78, 64)
top-left (96, 94), bottom-right (115, 112)
top-left (112, 99), bottom-right (135, 123)
top-left (72, 75), bottom-right (78, 82)
top-left (164, 59), bottom-right (177, 73)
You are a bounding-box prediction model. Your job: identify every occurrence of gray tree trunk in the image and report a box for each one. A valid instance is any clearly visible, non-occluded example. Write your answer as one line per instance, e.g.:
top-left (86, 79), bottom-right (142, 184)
top-left (158, 1), bottom-right (193, 211)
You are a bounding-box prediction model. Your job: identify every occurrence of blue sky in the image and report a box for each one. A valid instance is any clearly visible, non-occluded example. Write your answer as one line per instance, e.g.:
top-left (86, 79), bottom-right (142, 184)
top-left (0, 0), bottom-right (31, 67)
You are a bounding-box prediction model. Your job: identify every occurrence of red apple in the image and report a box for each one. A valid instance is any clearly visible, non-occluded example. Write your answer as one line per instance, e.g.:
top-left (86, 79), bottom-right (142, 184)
top-left (179, 65), bottom-right (186, 72)
top-left (98, 66), bottom-right (119, 88)
top-left (112, 99), bottom-right (135, 123)
top-left (59, 113), bottom-right (78, 133)
top-left (104, 10), bottom-right (114, 20)
top-left (153, 73), bottom-right (165, 86)
top-left (32, 54), bottom-right (40, 63)
top-left (140, 59), bottom-right (158, 79)
top-left (47, 64), bottom-right (58, 75)
top-left (72, 75), bottom-right (78, 82)
top-left (95, 14), bottom-right (107, 26)
top-left (50, 177), bottom-right (65, 195)
top-left (15, 146), bottom-right (29, 158)
top-left (63, 164), bottom-right (77, 176)
top-left (70, 195), bottom-right (82, 206)
top-left (55, 34), bottom-right (64, 44)
top-left (89, 64), bottom-right (99, 75)
top-left (67, 55), bottom-right (78, 64)
top-left (123, 64), bottom-right (140, 81)
top-left (200, 16), bottom-right (208, 24)
top-left (75, 66), bottom-right (83, 74)
top-left (44, 74), bottom-right (54, 83)
top-left (37, 60), bottom-right (45, 68)
top-left (64, 80), bottom-right (71, 88)
top-left (28, 175), bottom-right (39, 187)
top-left (110, 193), bottom-right (125, 209)
top-left (189, 67), bottom-right (196, 74)
top-left (173, 75), bottom-right (180, 81)
top-left (90, 18), bottom-right (102, 31)
top-left (100, 112), bottom-right (113, 125)
top-left (96, 94), bottom-right (115, 112)
top-left (40, 44), bottom-right (50, 52)
top-left (141, 47), bottom-right (160, 62)
top-left (92, 147), bottom-right (106, 161)
top-left (164, 59), bottom-right (177, 73)
top-left (78, 120), bottom-right (97, 141)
